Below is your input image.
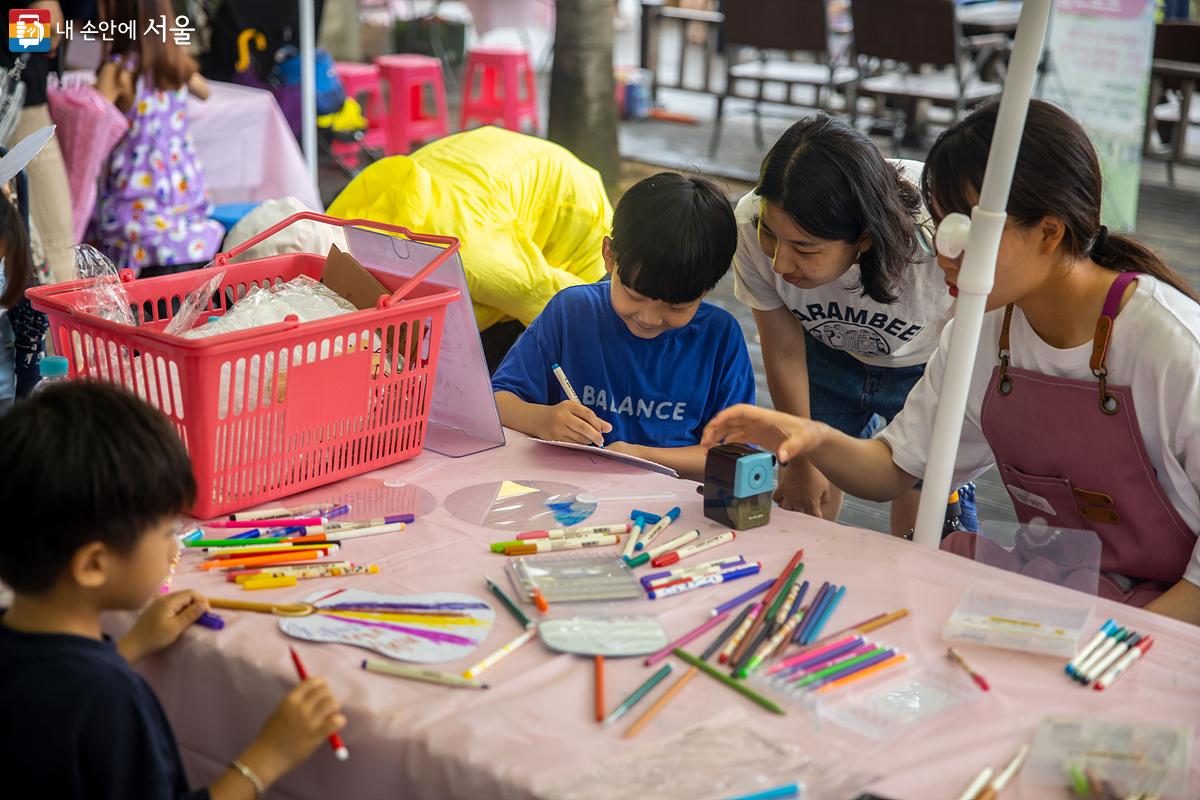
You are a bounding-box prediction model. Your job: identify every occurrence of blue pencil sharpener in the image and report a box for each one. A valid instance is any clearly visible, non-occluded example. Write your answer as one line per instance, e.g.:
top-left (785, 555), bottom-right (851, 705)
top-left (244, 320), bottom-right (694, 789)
top-left (699, 443), bottom-right (776, 530)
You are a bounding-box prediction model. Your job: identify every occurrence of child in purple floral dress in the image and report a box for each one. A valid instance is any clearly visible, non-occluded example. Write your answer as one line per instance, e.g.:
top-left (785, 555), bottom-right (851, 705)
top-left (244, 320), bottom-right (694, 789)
top-left (91, 0), bottom-right (223, 275)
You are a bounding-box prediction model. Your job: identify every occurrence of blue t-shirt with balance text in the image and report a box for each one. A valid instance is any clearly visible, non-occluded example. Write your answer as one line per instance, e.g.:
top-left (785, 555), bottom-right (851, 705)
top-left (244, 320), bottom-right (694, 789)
top-left (492, 282), bottom-right (755, 447)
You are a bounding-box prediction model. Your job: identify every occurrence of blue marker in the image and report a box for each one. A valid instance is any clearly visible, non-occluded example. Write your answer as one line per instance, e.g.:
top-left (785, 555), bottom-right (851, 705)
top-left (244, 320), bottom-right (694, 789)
top-left (228, 529), bottom-right (261, 540)
top-left (180, 528), bottom-right (204, 544)
top-left (722, 782), bottom-right (802, 800)
top-left (787, 579), bottom-right (810, 619)
top-left (802, 584), bottom-right (846, 645)
top-left (636, 506), bottom-right (680, 551)
top-left (1066, 619), bottom-right (1116, 677)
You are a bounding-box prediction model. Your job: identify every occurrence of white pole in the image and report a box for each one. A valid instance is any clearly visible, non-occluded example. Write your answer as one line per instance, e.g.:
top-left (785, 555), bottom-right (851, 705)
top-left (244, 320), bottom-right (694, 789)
top-left (912, 0), bottom-right (1053, 548)
top-left (299, 0), bottom-right (318, 185)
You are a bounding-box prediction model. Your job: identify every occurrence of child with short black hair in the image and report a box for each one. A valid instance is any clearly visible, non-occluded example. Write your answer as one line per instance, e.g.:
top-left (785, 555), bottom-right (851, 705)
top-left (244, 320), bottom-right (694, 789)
top-left (492, 172), bottom-right (755, 480)
top-left (0, 381), bottom-right (346, 799)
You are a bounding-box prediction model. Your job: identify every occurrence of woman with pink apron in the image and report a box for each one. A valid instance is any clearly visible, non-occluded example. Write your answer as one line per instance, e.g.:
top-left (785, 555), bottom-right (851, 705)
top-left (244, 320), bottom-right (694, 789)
top-left (701, 101), bottom-right (1200, 625)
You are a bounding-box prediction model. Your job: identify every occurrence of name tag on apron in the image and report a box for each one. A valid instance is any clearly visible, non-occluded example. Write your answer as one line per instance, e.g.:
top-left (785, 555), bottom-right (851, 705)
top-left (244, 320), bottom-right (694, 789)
top-left (1008, 486), bottom-right (1057, 516)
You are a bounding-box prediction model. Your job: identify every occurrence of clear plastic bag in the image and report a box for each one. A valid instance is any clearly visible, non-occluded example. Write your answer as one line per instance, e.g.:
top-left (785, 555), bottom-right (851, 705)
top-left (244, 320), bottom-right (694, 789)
top-left (163, 269), bottom-right (227, 336)
top-left (74, 244), bottom-right (136, 327)
top-left (184, 274), bottom-right (356, 339)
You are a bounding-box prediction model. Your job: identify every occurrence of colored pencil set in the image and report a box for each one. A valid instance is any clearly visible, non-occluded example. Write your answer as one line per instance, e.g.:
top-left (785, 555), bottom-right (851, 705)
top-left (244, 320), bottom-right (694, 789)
top-left (1064, 618), bottom-right (1154, 690)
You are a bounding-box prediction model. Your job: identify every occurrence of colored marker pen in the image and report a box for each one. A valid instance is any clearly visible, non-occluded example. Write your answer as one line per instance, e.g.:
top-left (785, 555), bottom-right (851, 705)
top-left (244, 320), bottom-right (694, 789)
top-left (1066, 619), bottom-right (1115, 677)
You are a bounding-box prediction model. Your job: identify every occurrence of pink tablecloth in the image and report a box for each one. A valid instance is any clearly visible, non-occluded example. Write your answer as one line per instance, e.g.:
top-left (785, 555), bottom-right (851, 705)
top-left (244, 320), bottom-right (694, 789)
top-left (138, 432), bottom-right (1200, 800)
top-left (187, 81), bottom-right (322, 210)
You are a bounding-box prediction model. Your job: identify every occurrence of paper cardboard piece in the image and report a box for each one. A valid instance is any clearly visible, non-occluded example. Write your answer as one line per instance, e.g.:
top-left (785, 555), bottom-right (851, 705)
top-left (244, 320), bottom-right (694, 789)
top-left (322, 244), bottom-right (389, 310)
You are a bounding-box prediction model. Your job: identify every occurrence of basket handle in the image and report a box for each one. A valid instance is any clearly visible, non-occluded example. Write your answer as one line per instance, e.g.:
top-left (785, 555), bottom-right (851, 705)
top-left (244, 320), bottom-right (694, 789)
top-left (212, 211), bottom-right (461, 305)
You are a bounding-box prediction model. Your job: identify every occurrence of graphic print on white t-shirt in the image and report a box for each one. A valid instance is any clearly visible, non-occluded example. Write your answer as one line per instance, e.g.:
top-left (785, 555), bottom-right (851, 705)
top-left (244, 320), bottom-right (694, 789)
top-left (731, 159), bottom-right (954, 368)
top-left (789, 299), bottom-right (927, 357)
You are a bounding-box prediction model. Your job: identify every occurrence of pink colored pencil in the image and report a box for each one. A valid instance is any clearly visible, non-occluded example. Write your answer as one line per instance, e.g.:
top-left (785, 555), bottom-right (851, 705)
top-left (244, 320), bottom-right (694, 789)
top-left (207, 518), bottom-right (323, 529)
top-left (644, 609), bottom-right (733, 667)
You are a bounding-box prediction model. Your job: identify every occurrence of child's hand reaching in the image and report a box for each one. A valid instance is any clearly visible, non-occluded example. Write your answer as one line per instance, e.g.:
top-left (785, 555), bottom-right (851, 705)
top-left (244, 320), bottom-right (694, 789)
top-left (210, 679), bottom-right (346, 800)
top-left (701, 404), bottom-right (825, 463)
top-left (534, 400), bottom-right (612, 447)
top-left (118, 590), bottom-right (210, 664)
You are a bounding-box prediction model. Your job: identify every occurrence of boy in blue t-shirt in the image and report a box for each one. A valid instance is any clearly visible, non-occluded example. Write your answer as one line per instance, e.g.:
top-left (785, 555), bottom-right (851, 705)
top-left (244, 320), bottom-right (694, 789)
top-left (0, 382), bottom-right (347, 800)
top-left (493, 172), bottom-right (755, 480)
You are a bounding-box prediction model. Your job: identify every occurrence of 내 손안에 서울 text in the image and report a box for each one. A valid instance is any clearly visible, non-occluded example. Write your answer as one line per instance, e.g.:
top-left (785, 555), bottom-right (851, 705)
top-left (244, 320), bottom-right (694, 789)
top-left (49, 14), bottom-right (194, 45)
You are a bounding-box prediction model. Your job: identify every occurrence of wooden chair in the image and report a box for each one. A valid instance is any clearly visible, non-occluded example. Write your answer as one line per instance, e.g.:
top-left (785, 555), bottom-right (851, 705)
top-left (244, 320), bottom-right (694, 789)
top-left (708, 0), bottom-right (857, 157)
top-left (850, 0), bottom-right (1002, 152)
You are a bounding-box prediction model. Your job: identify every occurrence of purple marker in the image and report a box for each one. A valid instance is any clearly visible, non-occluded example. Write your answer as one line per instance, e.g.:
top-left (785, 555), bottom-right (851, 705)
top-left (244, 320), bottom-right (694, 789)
top-left (323, 504), bottom-right (352, 519)
top-left (772, 637), bottom-right (865, 679)
top-left (646, 563), bottom-right (761, 600)
top-left (195, 611), bottom-right (225, 630)
top-left (793, 581), bottom-right (831, 644)
top-left (640, 557), bottom-right (746, 585)
top-left (804, 648), bottom-right (897, 692)
top-left (710, 578), bottom-right (776, 617)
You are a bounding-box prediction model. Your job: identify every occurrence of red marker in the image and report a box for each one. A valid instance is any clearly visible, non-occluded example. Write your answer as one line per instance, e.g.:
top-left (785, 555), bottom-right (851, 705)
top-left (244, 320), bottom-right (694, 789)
top-left (1094, 636), bottom-right (1154, 690)
top-left (288, 647), bottom-right (349, 761)
top-left (947, 647), bottom-right (990, 692)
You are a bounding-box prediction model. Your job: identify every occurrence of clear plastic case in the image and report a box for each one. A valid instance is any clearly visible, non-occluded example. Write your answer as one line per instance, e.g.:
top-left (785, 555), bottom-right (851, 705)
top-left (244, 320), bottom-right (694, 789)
top-left (943, 590), bottom-right (1092, 658)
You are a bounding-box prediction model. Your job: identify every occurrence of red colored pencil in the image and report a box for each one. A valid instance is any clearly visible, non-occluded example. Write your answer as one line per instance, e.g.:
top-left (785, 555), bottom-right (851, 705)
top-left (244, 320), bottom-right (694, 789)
top-left (729, 548), bottom-right (803, 664)
top-left (288, 647), bottom-right (349, 761)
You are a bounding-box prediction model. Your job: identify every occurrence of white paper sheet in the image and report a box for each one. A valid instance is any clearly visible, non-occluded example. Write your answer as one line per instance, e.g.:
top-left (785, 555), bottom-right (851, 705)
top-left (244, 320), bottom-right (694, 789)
top-left (528, 437), bottom-right (680, 478)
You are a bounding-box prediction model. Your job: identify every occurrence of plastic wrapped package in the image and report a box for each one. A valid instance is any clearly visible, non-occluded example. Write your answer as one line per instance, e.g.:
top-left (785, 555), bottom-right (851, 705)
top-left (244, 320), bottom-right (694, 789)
top-left (184, 274), bottom-right (356, 339)
top-left (74, 244), bottom-right (136, 327)
top-left (163, 270), bottom-right (227, 337)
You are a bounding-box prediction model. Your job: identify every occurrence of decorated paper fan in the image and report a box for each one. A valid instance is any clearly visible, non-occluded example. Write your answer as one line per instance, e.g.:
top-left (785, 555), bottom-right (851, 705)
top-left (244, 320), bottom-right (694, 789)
top-left (278, 589), bottom-right (494, 663)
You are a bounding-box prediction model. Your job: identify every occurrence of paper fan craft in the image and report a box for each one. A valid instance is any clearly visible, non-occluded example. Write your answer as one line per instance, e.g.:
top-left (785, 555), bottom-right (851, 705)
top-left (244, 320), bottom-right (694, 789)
top-left (278, 589), bottom-right (495, 663)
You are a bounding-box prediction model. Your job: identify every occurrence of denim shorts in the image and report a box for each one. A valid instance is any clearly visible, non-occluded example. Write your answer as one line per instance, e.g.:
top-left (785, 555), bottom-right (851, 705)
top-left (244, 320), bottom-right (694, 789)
top-left (805, 328), bottom-right (925, 439)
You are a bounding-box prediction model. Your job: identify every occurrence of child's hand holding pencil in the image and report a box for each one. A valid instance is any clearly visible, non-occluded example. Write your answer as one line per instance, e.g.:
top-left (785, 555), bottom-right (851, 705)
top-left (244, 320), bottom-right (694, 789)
top-left (535, 400), bottom-right (612, 447)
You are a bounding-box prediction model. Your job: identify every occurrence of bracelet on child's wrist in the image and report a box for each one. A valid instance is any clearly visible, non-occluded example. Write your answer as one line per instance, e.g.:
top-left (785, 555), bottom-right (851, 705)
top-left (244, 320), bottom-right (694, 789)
top-left (230, 759), bottom-right (265, 799)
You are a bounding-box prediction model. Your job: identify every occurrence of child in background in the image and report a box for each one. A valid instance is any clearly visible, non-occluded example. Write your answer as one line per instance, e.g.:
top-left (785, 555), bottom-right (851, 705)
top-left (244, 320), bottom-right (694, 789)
top-left (492, 172), bottom-right (755, 481)
top-left (0, 382), bottom-right (347, 798)
top-left (0, 193), bottom-right (32, 411)
top-left (91, 0), bottom-right (224, 277)
top-left (703, 101), bottom-right (1200, 625)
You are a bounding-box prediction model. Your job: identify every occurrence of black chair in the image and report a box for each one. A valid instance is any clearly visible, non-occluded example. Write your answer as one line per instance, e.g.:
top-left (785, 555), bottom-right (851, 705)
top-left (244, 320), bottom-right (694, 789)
top-left (709, 0), bottom-right (857, 157)
top-left (850, 0), bottom-right (1002, 152)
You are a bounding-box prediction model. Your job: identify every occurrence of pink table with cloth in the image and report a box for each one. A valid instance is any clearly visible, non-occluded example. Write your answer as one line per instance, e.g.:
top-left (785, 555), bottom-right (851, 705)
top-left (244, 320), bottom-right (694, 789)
top-left (128, 433), bottom-right (1200, 799)
top-left (58, 74), bottom-right (321, 212)
top-left (186, 80), bottom-right (322, 210)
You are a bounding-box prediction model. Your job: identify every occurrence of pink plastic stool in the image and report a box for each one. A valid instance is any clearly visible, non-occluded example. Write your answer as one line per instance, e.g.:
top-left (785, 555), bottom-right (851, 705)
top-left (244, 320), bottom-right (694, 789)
top-left (375, 54), bottom-right (449, 155)
top-left (459, 46), bottom-right (539, 132)
top-left (332, 62), bottom-right (388, 164)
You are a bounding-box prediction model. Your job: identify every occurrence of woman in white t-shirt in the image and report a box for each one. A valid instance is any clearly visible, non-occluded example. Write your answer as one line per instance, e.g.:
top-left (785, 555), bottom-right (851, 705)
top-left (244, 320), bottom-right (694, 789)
top-left (705, 101), bottom-right (1200, 625)
top-left (733, 115), bottom-right (957, 534)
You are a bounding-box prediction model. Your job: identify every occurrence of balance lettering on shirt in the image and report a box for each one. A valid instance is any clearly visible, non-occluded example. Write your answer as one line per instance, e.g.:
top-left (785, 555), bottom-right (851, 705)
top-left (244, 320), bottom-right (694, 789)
top-left (579, 385), bottom-right (687, 421)
top-left (791, 302), bottom-right (923, 341)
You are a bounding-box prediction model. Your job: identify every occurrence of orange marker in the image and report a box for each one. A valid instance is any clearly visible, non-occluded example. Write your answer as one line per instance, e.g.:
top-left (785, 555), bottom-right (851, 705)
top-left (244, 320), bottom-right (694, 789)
top-left (532, 588), bottom-right (549, 613)
top-left (594, 655), bottom-right (605, 723)
top-left (815, 653), bottom-right (909, 694)
top-left (200, 550), bottom-right (324, 570)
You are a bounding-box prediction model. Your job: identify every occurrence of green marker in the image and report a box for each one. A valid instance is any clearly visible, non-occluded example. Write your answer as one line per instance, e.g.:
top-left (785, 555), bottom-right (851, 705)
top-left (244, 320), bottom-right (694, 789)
top-left (789, 646), bottom-right (889, 689)
top-left (485, 576), bottom-right (531, 629)
top-left (188, 537), bottom-right (291, 547)
top-left (489, 540), bottom-right (523, 554)
top-left (626, 552), bottom-right (651, 568)
top-left (673, 648), bottom-right (785, 715)
top-left (603, 664), bottom-right (673, 725)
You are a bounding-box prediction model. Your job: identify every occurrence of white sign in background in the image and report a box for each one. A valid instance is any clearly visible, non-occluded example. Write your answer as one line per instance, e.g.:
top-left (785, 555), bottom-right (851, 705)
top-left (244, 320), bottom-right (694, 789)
top-left (1040, 0), bottom-right (1157, 232)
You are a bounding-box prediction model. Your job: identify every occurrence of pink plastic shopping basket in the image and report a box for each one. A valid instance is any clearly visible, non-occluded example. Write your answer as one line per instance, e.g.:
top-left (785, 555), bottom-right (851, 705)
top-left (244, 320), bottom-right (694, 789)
top-left (27, 212), bottom-right (462, 519)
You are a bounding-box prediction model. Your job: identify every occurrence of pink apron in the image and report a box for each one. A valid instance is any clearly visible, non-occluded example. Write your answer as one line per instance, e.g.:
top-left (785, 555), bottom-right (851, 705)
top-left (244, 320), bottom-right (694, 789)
top-left (942, 272), bottom-right (1196, 605)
